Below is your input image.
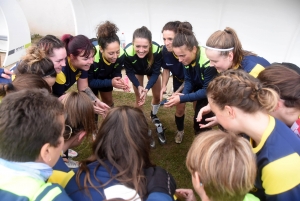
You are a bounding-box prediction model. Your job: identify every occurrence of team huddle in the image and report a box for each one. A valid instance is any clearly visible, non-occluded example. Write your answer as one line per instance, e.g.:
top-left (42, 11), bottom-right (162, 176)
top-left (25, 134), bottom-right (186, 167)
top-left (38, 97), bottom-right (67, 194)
top-left (0, 20), bottom-right (300, 201)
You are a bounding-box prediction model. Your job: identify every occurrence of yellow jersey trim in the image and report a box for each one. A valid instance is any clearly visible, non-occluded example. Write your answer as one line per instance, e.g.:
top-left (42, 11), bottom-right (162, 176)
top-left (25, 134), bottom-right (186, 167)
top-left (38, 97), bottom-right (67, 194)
top-left (48, 170), bottom-right (75, 188)
top-left (262, 152), bottom-right (300, 195)
top-left (252, 116), bottom-right (275, 153)
top-left (103, 55), bottom-right (111, 65)
top-left (55, 72), bottom-right (66, 84)
top-left (191, 61), bottom-right (196, 67)
top-left (172, 51), bottom-right (178, 59)
top-left (249, 64), bottom-right (265, 78)
top-left (67, 57), bottom-right (76, 72)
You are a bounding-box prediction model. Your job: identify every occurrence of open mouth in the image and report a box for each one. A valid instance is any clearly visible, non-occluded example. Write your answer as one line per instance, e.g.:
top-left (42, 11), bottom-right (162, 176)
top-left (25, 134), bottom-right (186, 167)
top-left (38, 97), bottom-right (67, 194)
top-left (137, 52), bottom-right (146, 57)
top-left (82, 65), bottom-right (91, 70)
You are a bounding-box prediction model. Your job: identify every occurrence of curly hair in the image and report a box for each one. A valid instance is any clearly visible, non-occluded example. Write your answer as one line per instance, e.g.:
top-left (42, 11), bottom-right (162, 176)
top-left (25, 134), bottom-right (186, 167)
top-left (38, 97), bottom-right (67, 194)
top-left (96, 21), bottom-right (120, 50)
top-left (16, 45), bottom-right (56, 78)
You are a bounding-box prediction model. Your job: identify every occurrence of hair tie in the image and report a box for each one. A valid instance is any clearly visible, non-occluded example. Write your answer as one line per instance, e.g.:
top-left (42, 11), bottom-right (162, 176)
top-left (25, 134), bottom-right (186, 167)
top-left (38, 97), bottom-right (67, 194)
top-left (255, 85), bottom-right (262, 93)
top-left (224, 29), bottom-right (230, 34)
top-left (43, 69), bottom-right (56, 77)
top-left (6, 83), bottom-right (14, 91)
top-left (184, 34), bottom-right (188, 42)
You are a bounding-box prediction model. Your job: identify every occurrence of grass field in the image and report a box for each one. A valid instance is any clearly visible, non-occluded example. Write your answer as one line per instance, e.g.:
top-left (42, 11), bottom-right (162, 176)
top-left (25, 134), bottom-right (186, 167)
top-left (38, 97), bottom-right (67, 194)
top-left (74, 90), bottom-right (199, 198)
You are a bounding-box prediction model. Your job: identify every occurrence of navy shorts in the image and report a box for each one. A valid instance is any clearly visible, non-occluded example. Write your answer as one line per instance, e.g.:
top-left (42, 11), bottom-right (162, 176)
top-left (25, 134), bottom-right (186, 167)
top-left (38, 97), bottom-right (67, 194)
top-left (92, 86), bottom-right (113, 95)
top-left (173, 77), bottom-right (184, 92)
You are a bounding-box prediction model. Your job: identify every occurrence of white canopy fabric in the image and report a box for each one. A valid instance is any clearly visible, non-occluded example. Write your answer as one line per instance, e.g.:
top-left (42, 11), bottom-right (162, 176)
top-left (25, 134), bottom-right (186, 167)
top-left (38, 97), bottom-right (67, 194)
top-left (70, 0), bottom-right (300, 66)
top-left (0, 0), bottom-right (31, 67)
top-left (13, 0), bottom-right (300, 67)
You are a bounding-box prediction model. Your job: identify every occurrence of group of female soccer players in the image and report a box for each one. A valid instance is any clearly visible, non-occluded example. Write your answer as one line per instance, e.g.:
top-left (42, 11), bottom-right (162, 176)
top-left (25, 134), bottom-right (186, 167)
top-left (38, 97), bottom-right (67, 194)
top-left (1, 19), bottom-right (300, 201)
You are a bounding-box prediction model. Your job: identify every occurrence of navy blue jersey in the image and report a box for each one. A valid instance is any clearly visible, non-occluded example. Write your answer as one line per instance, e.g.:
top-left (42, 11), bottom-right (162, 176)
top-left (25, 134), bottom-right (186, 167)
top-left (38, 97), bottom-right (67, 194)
top-left (239, 55), bottom-right (270, 77)
top-left (52, 58), bottom-right (88, 97)
top-left (88, 45), bottom-right (124, 89)
top-left (180, 46), bottom-right (218, 103)
top-left (48, 157), bottom-right (75, 189)
top-left (124, 42), bottom-right (162, 90)
top-left (161, 46), bottom-right (184, 81)
top-left (64, 161), bottom-right (173, 201)
top-left (250, 116), bottom-right (300, 201)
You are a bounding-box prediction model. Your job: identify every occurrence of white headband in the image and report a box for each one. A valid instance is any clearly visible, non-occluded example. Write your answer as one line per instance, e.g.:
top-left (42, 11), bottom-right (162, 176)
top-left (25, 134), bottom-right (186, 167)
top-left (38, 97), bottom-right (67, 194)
top-left (202, 45), bottom-right (234, 51)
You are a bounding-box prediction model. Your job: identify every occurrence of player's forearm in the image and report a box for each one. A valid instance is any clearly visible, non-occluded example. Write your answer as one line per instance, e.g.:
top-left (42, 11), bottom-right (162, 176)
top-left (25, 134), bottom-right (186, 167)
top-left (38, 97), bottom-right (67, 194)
top-left (175, 82), bottom-right (184, 93)
top-left (82, 87), bottom-right (97, 102)
top-left (161, 69), bottom-right (170, 88)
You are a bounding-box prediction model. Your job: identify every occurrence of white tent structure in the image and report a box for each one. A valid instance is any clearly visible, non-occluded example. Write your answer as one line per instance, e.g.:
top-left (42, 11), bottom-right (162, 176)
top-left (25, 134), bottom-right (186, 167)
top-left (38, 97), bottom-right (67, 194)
top-left (0, 0), bottom-right (31, 67)
top-left (15, 0), bottom-right (300, 66)
top-left (69, 0), bottom-right (300, 66)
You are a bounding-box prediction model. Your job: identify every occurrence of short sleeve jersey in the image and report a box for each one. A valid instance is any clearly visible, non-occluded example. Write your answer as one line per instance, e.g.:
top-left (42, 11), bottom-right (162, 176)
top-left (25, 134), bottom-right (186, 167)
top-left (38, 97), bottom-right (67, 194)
top-left (52, 57), bottom-right (88, 97)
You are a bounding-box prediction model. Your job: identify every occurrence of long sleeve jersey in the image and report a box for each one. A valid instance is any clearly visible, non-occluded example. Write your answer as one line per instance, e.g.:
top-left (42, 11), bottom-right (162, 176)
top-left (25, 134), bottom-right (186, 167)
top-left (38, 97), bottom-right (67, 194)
top-left (124, 42), bottom-right (162, 90)
top-left (88, 45), bottom-right (124, 89)
top-left (180, 46), bottom-right (218, 103)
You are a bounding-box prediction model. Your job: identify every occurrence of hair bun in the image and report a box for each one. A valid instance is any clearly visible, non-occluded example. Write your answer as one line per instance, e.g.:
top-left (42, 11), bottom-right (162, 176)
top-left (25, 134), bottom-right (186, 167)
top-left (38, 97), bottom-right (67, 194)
top-left (22, 46), bottom-right (46, 65)
top-left (177, 23), bottom-right (193, 35)
top-left (97, 21), bottom-right (119, 39)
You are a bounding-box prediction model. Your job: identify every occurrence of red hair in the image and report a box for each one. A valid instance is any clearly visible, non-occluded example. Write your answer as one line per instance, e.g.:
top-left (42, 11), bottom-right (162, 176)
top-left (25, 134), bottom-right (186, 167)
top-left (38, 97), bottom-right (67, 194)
top-left (61, 34), bottom-right (96, 58)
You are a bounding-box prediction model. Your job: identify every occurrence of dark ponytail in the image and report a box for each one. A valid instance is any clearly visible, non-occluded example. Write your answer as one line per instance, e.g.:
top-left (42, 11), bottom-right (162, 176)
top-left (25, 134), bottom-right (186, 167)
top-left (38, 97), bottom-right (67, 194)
top-left (172, 23), bottom-right (198, 51)
top-left (61, 34), bottom-right (96, 58)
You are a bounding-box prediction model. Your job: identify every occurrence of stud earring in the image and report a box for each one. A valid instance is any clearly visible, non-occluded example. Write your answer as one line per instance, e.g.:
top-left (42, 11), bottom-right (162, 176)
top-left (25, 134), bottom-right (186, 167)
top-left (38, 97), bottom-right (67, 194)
top-left (200, 182), bottom-right (203, 187)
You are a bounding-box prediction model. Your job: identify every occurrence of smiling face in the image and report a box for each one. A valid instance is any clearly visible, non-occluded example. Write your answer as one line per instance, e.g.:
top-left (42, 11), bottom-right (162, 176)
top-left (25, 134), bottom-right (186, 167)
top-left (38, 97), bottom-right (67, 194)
top-left (101, 41), bottom-right (120, 64)
top-left (133, 38), bottom-right (150, 59)
top-left (205, 49), bottom-right (233, 72)
top-left (48, 48), bottom-right (67, 73)
top-left (163, 30), bottom-right (176, 52)
top-left (173, 45), bottom-right (197, 66)
top-left (70, 51), bottom-right (94, 71)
